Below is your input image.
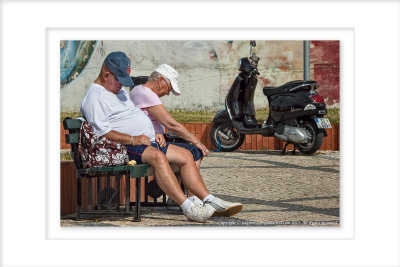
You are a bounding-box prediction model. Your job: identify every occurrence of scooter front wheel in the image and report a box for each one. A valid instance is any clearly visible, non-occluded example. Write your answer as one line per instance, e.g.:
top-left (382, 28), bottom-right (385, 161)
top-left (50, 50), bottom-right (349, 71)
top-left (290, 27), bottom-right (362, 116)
top-left (210, 122), bottom-right (245, 152)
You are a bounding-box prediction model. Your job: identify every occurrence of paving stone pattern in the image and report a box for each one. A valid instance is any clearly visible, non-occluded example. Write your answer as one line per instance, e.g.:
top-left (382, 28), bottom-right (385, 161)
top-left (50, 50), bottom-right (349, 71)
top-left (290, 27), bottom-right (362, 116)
top-left (61, 150), bottom-right (340, 227)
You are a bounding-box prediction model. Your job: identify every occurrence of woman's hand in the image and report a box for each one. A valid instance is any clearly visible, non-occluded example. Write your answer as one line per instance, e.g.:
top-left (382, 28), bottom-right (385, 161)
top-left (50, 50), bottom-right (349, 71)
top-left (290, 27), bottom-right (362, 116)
top-left (195, 142), bottom-right (209, 157)
top-left (155, 133), bottom-right (166, 147)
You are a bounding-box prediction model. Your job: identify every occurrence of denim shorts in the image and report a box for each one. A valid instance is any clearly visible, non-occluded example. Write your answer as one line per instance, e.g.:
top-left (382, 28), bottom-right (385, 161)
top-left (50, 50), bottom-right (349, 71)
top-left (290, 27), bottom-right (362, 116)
top-left (126, 142), bottom-right (202, 164)
top-left (126, 142), bottom-right (169, 164)
top-left (171, 142), bottom-right (203, 161)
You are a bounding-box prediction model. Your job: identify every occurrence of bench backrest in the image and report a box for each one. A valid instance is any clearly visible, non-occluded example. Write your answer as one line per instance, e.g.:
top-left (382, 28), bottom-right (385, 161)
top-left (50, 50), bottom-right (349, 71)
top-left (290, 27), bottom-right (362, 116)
top-left (63, 117), bottom-right (84, 169)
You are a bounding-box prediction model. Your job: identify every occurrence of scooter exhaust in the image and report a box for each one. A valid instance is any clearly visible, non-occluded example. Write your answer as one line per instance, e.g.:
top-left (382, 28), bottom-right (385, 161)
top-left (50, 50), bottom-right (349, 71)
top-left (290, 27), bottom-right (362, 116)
top-left (274, 125), bottom-right (311, 144)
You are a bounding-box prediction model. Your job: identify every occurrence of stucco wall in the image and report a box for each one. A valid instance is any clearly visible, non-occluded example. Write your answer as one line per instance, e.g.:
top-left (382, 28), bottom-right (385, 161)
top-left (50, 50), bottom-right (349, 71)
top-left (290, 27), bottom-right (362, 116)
top-left (60, 40), bottom-right (339, 112)
top-left (311, 41), bottom-right (340, 106)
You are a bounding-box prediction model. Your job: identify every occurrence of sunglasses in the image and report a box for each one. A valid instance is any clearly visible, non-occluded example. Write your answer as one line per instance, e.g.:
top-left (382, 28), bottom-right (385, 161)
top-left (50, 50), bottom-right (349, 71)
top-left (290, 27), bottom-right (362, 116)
top-left (162, 77), bottom-right (173, 93)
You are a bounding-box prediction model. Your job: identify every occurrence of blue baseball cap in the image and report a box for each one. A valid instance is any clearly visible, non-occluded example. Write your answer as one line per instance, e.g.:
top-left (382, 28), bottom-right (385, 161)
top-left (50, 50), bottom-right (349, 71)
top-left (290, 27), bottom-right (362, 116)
top-left (104, 51), bottom-right (134, 87)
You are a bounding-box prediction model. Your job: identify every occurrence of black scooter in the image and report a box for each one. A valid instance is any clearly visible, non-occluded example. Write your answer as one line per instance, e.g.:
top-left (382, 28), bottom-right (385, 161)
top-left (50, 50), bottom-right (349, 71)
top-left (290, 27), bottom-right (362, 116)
top-left (210, 41), bottom-right (332, 155)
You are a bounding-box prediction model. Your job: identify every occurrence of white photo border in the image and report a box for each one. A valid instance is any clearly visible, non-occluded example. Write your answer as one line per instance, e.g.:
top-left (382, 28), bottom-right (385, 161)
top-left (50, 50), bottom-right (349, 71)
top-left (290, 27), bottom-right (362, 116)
top-left (1, 1), bottom-right (399, 267)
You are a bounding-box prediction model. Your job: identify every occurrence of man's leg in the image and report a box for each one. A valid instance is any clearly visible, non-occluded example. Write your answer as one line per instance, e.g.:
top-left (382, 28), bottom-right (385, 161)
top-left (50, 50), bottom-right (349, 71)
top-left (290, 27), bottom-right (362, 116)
top-left (165, 144), bottom-right (210, 200)
top-left (141, 146), bottom-right (187, 206)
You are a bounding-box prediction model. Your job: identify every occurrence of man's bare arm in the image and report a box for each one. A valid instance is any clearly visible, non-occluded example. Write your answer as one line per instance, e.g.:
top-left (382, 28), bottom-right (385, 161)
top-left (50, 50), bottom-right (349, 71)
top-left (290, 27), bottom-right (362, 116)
top-left (102, 130), bottom-right (151, 146)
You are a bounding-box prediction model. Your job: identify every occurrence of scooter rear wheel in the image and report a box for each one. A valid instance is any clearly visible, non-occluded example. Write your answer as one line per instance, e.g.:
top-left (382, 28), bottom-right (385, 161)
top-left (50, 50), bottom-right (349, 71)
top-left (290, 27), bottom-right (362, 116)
top-left (210, 122), bottom-right (245, 152)
top-left (295, 120), bottom-right (324, 154)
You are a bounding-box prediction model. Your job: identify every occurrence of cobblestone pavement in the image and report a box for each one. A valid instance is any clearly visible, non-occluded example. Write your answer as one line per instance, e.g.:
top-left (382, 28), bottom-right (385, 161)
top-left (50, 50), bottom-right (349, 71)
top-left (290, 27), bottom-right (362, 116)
top-left (61, 150), bottom-right (340, 227)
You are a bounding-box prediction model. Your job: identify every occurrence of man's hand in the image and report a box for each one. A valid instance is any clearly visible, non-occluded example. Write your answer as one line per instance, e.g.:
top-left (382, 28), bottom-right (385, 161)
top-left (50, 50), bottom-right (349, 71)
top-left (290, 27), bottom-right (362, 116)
top-left (155, 133), bottom-right (166, 147)
top-left (133, 135), bottom-right (151, 146)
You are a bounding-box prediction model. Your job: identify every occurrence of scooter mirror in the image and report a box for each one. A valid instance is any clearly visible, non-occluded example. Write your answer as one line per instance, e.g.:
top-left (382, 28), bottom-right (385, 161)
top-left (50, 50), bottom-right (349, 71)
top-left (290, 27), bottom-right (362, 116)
top-left (250, 40), bottom-right (256, 47)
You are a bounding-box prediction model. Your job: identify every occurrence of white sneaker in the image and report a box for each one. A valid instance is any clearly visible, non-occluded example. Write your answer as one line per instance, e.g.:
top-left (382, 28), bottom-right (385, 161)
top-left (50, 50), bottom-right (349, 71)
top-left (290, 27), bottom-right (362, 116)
top-left (184, 202), bottom-right (215, 223)
top-left (188, 195), bottom-right (203, 206)
top-left (205, 197), bottom-right (243, 217)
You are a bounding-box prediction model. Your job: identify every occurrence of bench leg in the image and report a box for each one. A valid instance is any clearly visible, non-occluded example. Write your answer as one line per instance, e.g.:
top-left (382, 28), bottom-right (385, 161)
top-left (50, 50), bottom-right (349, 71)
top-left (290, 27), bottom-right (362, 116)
top-left (88, 178), bottom-right (92, 211)
top-left (76, 173), bottom-right (82, 220)
top-left (116, 174), bottom-right (121, 212)
top-left (134, 177), bottom-right (141, 222)
top-left (106, 175), bottom-right (111, 211)
top-left (97, 176), bottom-right (101, 211)
top-left (144, 176), bottom-right (149, 204)
top-left (125, 175), bottom-right (130, 213)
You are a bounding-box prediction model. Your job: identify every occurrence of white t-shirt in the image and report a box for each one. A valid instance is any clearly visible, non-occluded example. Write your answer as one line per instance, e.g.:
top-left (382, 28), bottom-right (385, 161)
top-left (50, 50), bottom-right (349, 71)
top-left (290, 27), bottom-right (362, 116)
top-left (130, 85), bottom-right (165, 134)
top-left (80, 83), bottom-right (156, 141)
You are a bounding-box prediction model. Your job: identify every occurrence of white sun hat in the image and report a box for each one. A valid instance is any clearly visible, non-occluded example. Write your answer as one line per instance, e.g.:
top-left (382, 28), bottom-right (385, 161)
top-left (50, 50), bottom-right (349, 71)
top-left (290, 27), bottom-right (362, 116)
top-left (154, 64), bottom-right (181, 96)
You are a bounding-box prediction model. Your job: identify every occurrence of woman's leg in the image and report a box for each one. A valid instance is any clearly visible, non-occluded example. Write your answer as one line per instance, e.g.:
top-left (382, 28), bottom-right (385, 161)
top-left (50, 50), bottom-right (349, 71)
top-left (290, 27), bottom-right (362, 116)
top-left (186, 160), bottom-right (202, 197)
top-left (168, 143), bottom-right (203, 197)
top-left (165, 144), bottom-right (210, 200)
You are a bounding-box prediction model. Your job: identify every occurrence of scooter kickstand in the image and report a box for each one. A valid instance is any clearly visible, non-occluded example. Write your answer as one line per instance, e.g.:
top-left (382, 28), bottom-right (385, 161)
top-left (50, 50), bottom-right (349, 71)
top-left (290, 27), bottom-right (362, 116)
top-left (281, 143), bottom-right (289, 155)
top-left (281, 142), bottom-right (296, 155)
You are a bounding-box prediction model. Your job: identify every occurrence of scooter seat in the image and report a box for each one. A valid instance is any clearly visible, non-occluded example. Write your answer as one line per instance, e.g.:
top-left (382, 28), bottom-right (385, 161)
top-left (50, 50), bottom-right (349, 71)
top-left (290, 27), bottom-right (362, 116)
top-left (263, 80), bottom-right (318, 96)
top-left (263, 86), bottom-right (287, 96)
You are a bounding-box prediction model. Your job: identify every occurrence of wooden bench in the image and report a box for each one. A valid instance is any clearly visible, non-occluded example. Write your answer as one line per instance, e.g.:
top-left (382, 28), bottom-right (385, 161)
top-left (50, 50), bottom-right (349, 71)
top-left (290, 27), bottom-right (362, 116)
top-left (62, 117), bottom-right (182, 222)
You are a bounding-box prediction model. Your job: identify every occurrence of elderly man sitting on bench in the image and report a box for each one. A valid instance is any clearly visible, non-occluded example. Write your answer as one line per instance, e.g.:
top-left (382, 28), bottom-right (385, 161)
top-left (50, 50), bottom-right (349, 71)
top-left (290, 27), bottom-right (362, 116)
top-left (80, 51), bottom-right (242, 223)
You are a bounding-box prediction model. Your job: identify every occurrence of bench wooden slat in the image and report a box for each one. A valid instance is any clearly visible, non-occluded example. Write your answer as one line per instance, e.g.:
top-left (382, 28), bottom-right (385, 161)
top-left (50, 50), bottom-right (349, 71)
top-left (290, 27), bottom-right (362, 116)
top-left (78, 164), bottom-right (150, 178)
top-left (63, 119), bottom-right (82, 130)
top-left (65, 133), bottom-right (80, 144)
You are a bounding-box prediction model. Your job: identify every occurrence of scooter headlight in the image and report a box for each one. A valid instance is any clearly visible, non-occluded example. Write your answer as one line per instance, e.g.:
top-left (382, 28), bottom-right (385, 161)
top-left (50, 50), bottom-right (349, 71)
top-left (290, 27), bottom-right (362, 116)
top-left (304, 104), bottom-right (316, 110)
top-left (238, 57), bottom-right (251, 72)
